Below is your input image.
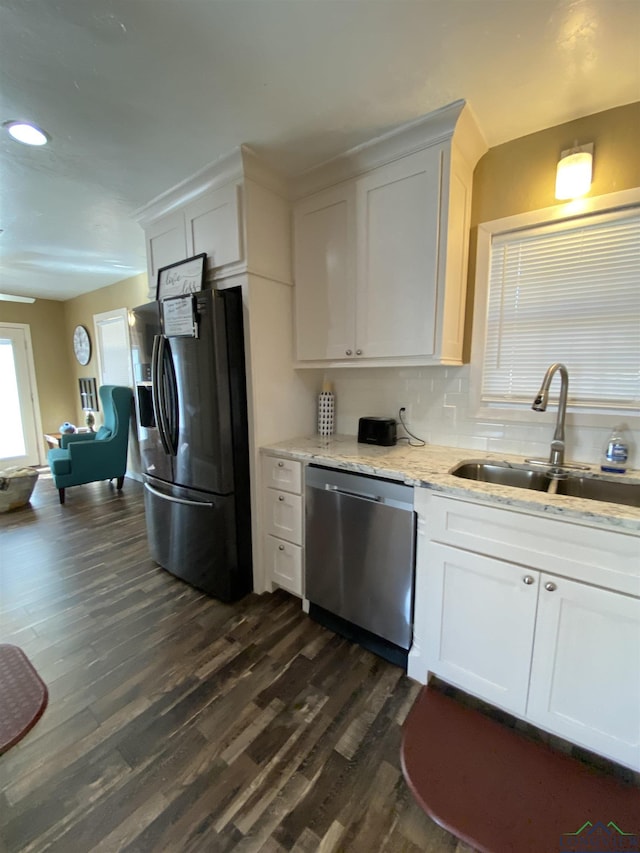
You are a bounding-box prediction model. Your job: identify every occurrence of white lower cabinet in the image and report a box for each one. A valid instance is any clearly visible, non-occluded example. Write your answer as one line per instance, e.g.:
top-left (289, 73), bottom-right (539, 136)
top-left (264, 537), bottom-right (303, 596)
top-left (261, 455), bottom-right (304, 597)
top-left (410, 491), bottom-right (640, 770)
top-left (423, 543), bottom-right (538, 716)
top-left (527, 574), bottom-right (640, 768)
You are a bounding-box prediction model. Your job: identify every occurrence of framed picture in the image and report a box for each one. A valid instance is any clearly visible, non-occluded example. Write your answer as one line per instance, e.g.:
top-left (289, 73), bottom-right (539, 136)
top-left (156, 253), bottom-right (207, 301)
top-left (78, 377), bottom-right (98, 412)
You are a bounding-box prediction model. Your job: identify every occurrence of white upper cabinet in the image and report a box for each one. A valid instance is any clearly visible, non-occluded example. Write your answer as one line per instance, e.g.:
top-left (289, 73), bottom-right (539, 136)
top-left (292, 100), bottom-right (487, 367)
top-left (355, 147), bottom-right (442, 359)
top-left (185, 183), bottom-right (243, 274)
top-left (294, 183), bottom-right (356, 361)
top-left (136, 147), bottom-right (291, 299)
top-left (145, 210), bottom-right (188, 296)
top-left (142, 188), bottom-right (243, 299)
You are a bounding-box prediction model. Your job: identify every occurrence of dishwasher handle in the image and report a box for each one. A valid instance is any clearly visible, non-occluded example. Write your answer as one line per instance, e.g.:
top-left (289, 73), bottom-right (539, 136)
top-left (325, 484), bottom-right (383, 503)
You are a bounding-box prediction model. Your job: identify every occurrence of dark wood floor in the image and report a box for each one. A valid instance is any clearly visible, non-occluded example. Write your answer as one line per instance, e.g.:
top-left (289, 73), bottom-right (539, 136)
top-left (0, 472), bottom-right (475, 853)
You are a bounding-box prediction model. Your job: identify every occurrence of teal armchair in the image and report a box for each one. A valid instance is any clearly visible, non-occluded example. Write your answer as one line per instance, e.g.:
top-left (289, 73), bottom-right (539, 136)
top-left (47, 385), bottom-right (133, 504)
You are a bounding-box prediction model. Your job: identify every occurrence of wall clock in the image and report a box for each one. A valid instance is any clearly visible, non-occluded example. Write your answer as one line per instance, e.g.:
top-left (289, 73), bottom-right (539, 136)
top-left (73, 324), bottom-right (91, 365)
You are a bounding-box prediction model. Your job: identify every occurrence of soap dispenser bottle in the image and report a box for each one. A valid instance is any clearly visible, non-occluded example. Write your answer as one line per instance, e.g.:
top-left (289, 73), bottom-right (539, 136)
top-left (601, 426), bottom-right (629, 474)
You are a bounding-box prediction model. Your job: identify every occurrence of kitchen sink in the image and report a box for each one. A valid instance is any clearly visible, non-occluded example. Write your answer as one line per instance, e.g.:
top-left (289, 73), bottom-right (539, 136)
top-left (450, 461), bottom-right (549, 491)
top-left (450, 460), bottom-right (640, 508)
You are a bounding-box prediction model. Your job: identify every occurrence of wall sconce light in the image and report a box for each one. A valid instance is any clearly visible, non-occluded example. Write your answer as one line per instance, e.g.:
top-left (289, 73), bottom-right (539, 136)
top-left (555, 143), bottom-right (594, 200)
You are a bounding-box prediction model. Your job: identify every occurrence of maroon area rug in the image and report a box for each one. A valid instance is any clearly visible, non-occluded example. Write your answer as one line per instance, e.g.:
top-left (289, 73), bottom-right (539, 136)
top-left (401, 685), bottom-right (640, 853)
top-left (0, 644), bottom-right (48, 754)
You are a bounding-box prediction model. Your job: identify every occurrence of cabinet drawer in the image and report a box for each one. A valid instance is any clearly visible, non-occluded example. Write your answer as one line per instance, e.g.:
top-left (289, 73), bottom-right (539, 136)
top-left (264, 489), bottom-right (303, 545)
top-left (262, 455), bottom-right (302, 494)
top-left (265, 536), bottom-right (303, 596)
top-left (425, 493), bottom-right (640, 596)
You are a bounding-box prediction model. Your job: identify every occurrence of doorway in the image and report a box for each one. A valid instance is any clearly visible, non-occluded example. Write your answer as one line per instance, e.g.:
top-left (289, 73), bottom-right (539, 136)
top-left (93, 308), bottom-right (133, 387)
top-left (93, 307), bottom-right (141, 479)
top-left (0, 324), bottom-right (43, 467)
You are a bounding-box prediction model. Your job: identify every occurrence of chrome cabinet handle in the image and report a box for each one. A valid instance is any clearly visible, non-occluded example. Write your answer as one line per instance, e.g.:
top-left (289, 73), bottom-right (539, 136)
top-left (545, 581), bottom-right (557, 592)
top-left (523, 575), bottom-right (535, 585)
top-left (277, 461), bottom-right (284, 467)
top-left (345, 349), bottom-right (353, 356)
top-left (356, 349), bottom-right (362, 355)
top-left (278, 544), bottom-right (285, 551)
top-left (278, 495), bottom-right (285, 502)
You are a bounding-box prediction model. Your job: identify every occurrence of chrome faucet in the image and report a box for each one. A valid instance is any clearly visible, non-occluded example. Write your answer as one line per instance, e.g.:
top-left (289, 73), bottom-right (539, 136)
top-left (532, 363), bottom-right (569, 467)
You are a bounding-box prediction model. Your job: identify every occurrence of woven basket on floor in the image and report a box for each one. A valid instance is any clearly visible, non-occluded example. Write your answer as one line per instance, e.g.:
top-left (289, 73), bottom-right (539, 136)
top-left (0, 468), bottom-right (39, 512)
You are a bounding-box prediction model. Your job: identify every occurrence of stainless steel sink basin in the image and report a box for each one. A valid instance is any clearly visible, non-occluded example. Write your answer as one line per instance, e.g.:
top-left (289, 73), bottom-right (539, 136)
top-left (450, 460), bottom-right (640, 508)
top-left (551, 476), bottom-right (640, 507)
top-left (450, 461), bottom-right (549, 491)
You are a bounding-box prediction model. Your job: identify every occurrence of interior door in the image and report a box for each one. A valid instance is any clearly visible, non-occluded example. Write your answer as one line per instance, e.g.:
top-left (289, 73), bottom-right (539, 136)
top-left (0, 324), bottom-right (42, 467)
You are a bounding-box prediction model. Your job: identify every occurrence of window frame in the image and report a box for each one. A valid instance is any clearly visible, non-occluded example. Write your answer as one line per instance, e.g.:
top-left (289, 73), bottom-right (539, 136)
top-left (469, 187), bottom-right (640, 430)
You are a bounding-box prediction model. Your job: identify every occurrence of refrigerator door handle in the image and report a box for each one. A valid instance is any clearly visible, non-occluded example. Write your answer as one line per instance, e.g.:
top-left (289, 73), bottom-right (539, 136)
top-left (144, 482), bottom-right (214, 508)
top-left (151, 334), bottom-right (172, 456)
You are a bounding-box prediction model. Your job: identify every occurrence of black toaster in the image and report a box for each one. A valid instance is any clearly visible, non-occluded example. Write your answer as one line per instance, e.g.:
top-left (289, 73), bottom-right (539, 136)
top-left (357, 417), bottom-right (397, 446)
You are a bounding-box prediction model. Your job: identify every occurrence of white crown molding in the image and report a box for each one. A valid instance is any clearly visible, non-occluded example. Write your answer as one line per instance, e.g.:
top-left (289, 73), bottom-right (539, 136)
top-left (241, 146), bottom-right (290, 198)
top-left (290, 99), bottom-right (486, 199)
top-left (135, 145), bottom-right (290, 227)
top-left (135, 147), bottom-right (245, 226)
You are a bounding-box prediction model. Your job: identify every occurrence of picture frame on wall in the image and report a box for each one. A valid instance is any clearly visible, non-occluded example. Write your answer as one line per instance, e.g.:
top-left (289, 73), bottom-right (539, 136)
top-left (78, 377), bottom-right (98, 412)
top-left (156, 253), bottom-right (207, 301)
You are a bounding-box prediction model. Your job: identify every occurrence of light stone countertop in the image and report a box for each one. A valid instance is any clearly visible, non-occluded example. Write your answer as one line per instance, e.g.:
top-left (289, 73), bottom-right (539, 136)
top-left (261, 435), bottom-right (640, 534)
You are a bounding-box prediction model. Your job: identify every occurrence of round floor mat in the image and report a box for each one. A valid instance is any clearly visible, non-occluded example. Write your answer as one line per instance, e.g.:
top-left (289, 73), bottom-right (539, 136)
top-left (0, 644), bottom-right (48, 754)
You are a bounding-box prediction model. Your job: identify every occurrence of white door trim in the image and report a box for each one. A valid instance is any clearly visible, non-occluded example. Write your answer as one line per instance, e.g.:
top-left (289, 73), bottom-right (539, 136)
top-left (0, 322), bottom-right (44, 467)
top-left (93, 308), bottom-right (133, 388)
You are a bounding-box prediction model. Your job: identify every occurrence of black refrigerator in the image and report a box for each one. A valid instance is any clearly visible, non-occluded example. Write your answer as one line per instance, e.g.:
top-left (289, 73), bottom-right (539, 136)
top-left (130, 287), bottom-right (252, 602)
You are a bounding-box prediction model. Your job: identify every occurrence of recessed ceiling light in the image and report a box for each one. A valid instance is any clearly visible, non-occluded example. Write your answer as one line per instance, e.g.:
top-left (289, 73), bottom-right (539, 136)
top-left (3, 121), bottom-right (49, 146)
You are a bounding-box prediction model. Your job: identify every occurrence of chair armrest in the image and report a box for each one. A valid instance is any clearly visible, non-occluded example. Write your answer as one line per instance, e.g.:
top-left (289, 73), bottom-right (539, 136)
top-left (60, 432), bottom-right (97, 449)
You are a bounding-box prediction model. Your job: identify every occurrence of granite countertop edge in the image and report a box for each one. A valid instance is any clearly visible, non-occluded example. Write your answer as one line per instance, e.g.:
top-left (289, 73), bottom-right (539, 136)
top-left (260, 435), bottom-right (640, 535)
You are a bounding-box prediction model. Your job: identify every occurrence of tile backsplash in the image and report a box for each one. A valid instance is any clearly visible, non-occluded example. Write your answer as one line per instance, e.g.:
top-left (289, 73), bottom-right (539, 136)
top-left (324, 365), bottom-right (639, 469)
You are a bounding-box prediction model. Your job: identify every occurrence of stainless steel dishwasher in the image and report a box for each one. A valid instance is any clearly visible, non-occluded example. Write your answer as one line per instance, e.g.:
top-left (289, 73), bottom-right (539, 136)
top-left (305, 465), bottom-right (416, 666)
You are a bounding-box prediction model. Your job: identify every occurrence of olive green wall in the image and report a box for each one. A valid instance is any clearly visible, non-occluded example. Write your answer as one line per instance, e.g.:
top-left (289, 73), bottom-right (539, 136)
top-left (64, 273), bottom-right (148, 426)
top-left (0, 300), bottom-right (76, 444)
top-left (464, 101), bottom-right (639, 359)
top-left (471, 101), bottom-right (640, 224)
top-left (0, 273), bottom-right (148, 460)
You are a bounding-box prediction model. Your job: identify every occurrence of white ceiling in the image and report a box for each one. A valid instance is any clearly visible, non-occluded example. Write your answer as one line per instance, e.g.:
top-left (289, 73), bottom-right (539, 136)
top-left (1, 0), bottom-right (638, 301)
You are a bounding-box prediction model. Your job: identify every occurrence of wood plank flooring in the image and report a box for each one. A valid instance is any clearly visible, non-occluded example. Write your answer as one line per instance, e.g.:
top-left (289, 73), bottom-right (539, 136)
top-left (0, 472), bottom-right (475, 853)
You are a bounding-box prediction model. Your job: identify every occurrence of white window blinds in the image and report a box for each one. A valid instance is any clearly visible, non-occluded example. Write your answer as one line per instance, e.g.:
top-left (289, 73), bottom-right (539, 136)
top-left (481, 207), bottom-right (640, 410)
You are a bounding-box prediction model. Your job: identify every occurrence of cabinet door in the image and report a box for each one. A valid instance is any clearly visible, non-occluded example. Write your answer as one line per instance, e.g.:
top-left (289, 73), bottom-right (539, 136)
top-left (264, 488), bottom-right (303, 545)
top-left (185, 184), bottom-right (243, 273)
top-left (146, 211), bottom-right (187, 296)
top-left (294, 184), bottom-right (356, 361)
top-left (355, 146), bottom-right (442, 358)
top-left (528, 575), bottom-right (640, 770)
top-left (423, 542), bottom-right (539, 716)
top-left (265, 535), bottom-right (303, 596)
